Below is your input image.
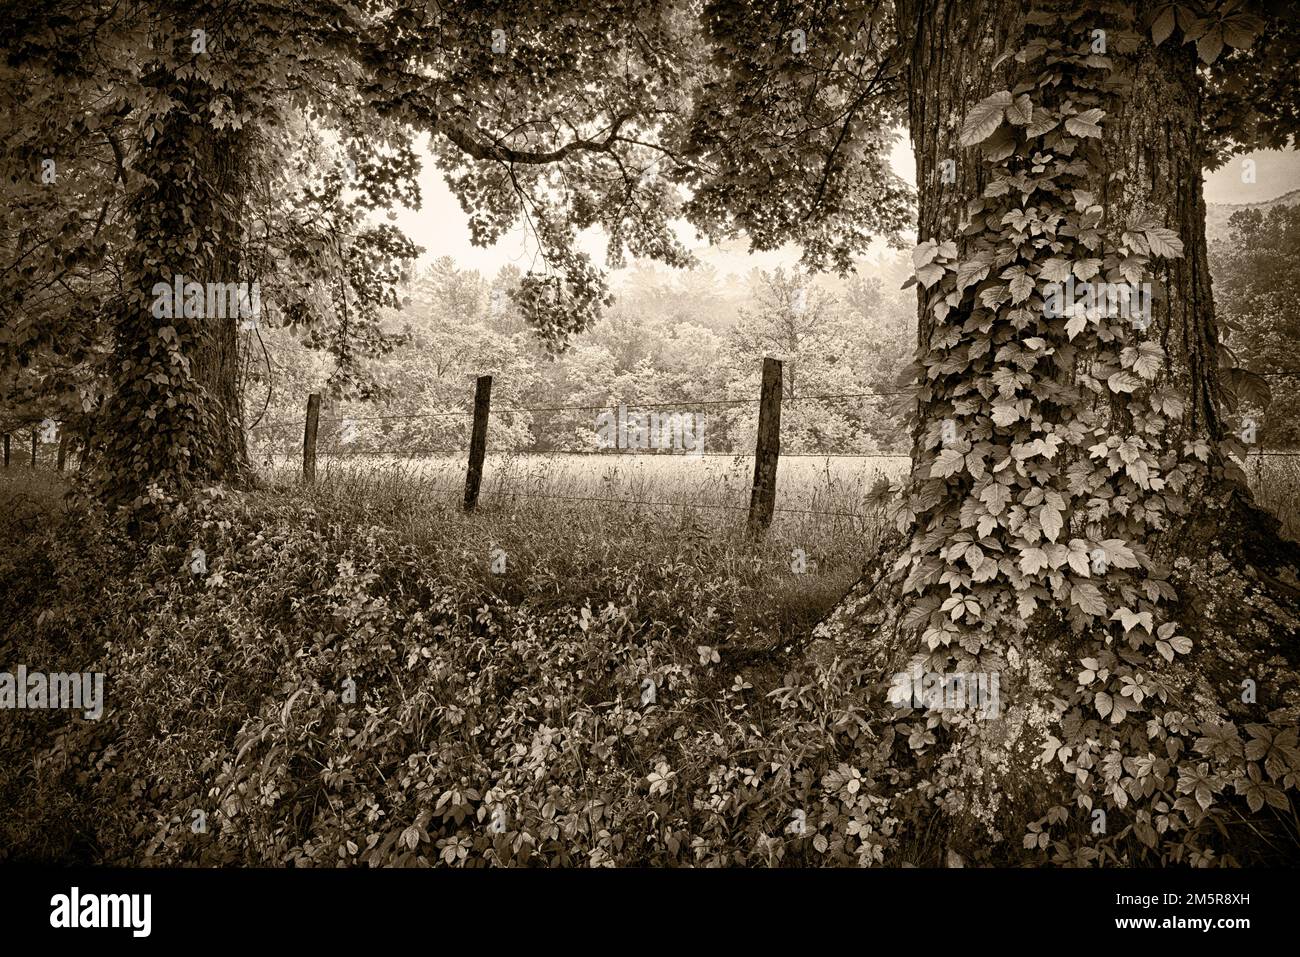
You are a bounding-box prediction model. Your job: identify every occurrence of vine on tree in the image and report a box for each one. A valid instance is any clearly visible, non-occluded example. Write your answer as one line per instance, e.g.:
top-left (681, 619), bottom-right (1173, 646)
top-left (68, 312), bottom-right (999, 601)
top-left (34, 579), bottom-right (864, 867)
top-left (891, 3), bottom-right (1298, 863)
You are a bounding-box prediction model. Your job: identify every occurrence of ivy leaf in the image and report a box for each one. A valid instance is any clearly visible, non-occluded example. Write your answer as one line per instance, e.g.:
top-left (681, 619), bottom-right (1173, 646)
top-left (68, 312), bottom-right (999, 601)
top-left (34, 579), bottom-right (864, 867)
top-left (1118, 254), bottom-right (1148, 284)
top-left (1109, 695), bottom-right (1132, 725)
top-left (1221, 12), bottom-right (1265, 50)
top-left (1144, 227), bottom-right (1184, 258)
top-left (1177, 764), bottom-right (1216, 812)
top-left (1065, 108), bottom-right (1104, 138)
top-left (991, 402), bottom-right (1020, 426)
top-left (1002, 209), bottom-right (1032, 231)
top-left (1239, 776), bottom-right (1267, 814)
top-left (1026, 113), bottom-right (1058, 138)
top-left (1072, 258), bottom-right (1101, 281)
top-left (1132, 341), bottom-right (1164, 379)
top-left (956, 257), bottom-right (992, 292)
top-left (982, 126), bottom-right (1016, 162)
top-left (401, 825), bottom-right (421, 851)
top-left (916, 263), bottom-right (945, 288)
top-left (1107, 370), bottom-right (1142, 394)
top-left (1110, 607), bottom-right (1152, 634)
top-left (960, 91), bottom-right (1013, 146)
top-left (1065, 311), bottom-right (1088, 341)
top-left (901, 595), bottom-right (941, 630)
top-left (1177, 7), bottom-right (1207, 40)
top-left (1009, 274), bottom-right (1034, 303)
top-left (1038, 504), bottom-right (1064, 542)
top-left (984, 178), bottom-right (1011, 198)
top-left (1099, 539), bottom-right (1139, 569)
top-left (1150, 5), bottom-right (1176, 46)
top-left (1017, 591), bottom-right (1038, 620)
top-left (1196, 25), bottom-right (1224, 64)
top-left (981, 482), bottom-right (1012, 515)
top-left (1071, 582), bottom-right (1107, 616)
top-left (1067, 540), bottom-right (1092, 577)
top-left (1134, 819), bottom-right (1158, 848)
top-left (1006, 93), bottom-right (1033, 125)
top-left (931, 447), bottom-right (967, 479)
top-left (1039, 258), bottom-right (1071, 282)
top-left (1019, 546), bottom-right (1049, 576)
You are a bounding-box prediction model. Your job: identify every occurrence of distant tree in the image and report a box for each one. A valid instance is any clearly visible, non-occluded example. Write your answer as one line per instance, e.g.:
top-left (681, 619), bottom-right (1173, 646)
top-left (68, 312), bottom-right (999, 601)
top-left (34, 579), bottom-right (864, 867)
top-left (1209, 202), bottom-right (1300, 446)
top-left (723, 269), bottom-right (884, 452)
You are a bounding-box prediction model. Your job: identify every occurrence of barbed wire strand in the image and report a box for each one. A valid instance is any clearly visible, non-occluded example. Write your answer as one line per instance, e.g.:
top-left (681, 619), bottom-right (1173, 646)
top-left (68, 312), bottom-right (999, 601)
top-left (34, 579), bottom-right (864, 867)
top-left (245, 389), bottom-right (914, 431)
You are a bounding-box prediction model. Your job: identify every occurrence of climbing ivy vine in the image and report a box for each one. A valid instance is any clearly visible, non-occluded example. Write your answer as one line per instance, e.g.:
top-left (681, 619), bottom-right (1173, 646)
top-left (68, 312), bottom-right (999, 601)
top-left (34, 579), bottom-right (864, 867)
top-left (894, 4), bottom-right (1298, 861)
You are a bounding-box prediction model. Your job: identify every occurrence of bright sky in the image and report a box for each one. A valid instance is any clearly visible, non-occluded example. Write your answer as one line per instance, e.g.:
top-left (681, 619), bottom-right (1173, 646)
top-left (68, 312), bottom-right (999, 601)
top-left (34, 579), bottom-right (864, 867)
top-left (390, 132), bottom-right (1299, 282)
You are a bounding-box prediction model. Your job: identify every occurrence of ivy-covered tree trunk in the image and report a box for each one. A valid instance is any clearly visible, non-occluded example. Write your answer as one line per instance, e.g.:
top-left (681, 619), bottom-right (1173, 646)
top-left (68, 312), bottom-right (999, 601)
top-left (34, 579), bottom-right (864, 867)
top-left (189, 130), bottom-right (251, 487)
top-left (92, 28), bottom-right (251, 508)
top-left (815, 0), bottom-right (1300, 863)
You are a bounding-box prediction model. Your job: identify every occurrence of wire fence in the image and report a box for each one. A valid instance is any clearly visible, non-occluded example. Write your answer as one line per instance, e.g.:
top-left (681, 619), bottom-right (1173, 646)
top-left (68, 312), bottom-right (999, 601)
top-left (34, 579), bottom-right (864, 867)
top-left (241, 364), bottom-right (1300, 528)
top-left (244, 378), bottom-right (915, 526)
top-left (4, 369), bottom-right (1297, 529)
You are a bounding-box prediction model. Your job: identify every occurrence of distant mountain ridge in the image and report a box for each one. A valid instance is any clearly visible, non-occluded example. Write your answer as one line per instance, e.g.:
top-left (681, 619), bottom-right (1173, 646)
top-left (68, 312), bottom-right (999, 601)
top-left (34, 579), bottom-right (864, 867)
top-left (1206, 188), bottom-right (1300, 243)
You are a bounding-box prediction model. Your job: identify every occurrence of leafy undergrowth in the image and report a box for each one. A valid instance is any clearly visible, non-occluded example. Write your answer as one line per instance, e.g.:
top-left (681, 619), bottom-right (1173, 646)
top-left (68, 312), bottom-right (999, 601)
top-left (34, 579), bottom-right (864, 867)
top-left (0, 470), bottom-right (1296, 866)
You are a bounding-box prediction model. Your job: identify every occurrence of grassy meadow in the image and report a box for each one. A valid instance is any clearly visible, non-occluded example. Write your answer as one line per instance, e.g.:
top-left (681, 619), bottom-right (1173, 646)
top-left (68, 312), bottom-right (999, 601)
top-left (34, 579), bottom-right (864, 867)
top-left (1, 448), bottom-right (1296, 866)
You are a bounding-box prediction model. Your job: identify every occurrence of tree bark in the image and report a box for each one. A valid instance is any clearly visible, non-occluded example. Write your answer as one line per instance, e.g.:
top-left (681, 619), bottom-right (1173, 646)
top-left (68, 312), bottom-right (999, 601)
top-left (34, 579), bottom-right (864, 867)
top-left (821, 0), bottom-right (1300, 652)
top-left (91, 22), bottom-right (250, 507)
top-left (810, 0), bottom-right (1300, 860)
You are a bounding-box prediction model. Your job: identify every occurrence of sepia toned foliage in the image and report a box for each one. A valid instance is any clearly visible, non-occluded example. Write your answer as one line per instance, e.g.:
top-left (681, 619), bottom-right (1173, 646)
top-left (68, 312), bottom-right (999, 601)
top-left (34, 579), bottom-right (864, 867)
top-left (2, 0), bottom-right (1300, 866)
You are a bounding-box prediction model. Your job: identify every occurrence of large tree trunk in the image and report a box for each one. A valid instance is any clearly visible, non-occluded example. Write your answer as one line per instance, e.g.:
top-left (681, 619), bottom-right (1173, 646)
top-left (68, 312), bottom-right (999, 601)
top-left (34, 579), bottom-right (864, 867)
top-left (812, 0), bottom-right (1300, 862)
top-left (91, 22), bottom-right (250, 508)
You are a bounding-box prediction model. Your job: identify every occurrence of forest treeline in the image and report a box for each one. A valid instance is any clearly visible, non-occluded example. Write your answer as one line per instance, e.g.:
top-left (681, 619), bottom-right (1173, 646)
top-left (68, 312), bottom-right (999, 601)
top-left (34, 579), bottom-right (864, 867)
top-left (247, 252), bottom-right (918, 458)
top-left (239, 194), bottom-right (1300, 460)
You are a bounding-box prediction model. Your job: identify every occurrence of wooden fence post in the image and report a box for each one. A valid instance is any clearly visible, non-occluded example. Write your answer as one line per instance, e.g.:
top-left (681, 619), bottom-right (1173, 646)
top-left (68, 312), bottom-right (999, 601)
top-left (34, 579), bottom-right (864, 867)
top-left (57, 432), bottom-right (69, 471)
top-left (749, 357), bottom-right (783, 534)
top-left (463, 375), bottom-right (492, 511)
top-left (30, 429), bottom-right (37, 468)
top-left (2, 433), bottom-right (8, 468)
top-left (303, 393), bottom-right (321, 485)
